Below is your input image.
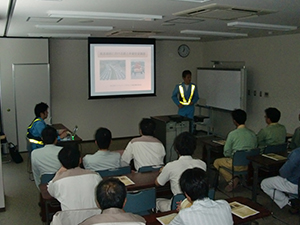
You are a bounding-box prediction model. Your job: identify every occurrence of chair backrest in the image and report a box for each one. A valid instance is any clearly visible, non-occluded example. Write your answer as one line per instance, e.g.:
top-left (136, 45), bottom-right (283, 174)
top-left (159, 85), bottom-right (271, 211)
top-left (51, 208), bottom-right (102, 225)
top-left (40, 173), bottom-right (55, 184)
top-left (96, 166), bottom-right (131, 177)
top-left (171, 193), bottom-right (186, 210)
top-left (264, 143), bottom-right (288, 154)
top-left (123, 188), bottom-right (156, 215)
top-left (232, 148), bottom-right (260, 167)
top-left (137, 165), bottom-right (162, 173)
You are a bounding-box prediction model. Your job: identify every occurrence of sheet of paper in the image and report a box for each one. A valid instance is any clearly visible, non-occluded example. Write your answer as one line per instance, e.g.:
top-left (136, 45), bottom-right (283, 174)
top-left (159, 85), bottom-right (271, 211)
top-left (116, 175), bottom-right (135, 186)
top-left (230, 201), bottom-right (259, 219)
top-left (212, 139), bottom-right (226, 145)
top-left (180, 198), bottom-right (192, 209)
top-left (156, 213), bottom-right (178, 225)
top-left (262, 153), bottom-right (287, 161)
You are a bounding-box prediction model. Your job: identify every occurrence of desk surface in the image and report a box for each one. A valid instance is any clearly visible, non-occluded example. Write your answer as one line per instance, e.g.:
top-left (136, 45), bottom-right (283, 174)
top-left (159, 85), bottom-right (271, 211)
top-left (143, 196), bottom-right (271, 225)
top-left (125, 170), bottom-right (159, 192)
top-left (247, 154), bottom-right (287, 168)
top-left (40, 170), bottom-right (162, 200)
top-left (52, 123), bottom-right (82, 143)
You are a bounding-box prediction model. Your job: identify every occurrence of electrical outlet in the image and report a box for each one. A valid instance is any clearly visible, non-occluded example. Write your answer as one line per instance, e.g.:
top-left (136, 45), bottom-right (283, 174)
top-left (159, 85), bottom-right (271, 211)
top-left (247, 90), bottom-right (251, 96)
top-left (264, 92), bottom-right (269, 97)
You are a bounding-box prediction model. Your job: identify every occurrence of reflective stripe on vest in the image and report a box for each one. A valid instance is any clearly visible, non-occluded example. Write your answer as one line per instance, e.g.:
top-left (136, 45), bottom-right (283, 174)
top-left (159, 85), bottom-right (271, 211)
top-left (28, 138), bottom-right (44, 145)
top-left (27, 118), bottom-right (44, 145)
top-left (179, 84), bottom-right (195, 105)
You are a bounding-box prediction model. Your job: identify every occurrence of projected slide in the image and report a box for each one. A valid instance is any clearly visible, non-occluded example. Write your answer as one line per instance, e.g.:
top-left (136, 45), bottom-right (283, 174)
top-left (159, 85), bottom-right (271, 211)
top-left (89, 39), bottom-right (155, 98)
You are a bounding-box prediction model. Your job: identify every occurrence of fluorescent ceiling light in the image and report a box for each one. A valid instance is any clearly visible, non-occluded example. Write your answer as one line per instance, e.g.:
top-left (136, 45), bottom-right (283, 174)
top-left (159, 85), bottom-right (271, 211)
top-left (149, 35), bottom-right (200, 40)
top-left (227, 21), bottom-right (297, 31)
top-left (181, 29), bottom-right (248, 37)
top-left (48, 11), bottom-right (163, 21)
top-left (172, 0), bottom-right (210, 2)
top-left (35, 25), bottom-right (113, 31)
top-left (28, 33), bottom-right (91, 38)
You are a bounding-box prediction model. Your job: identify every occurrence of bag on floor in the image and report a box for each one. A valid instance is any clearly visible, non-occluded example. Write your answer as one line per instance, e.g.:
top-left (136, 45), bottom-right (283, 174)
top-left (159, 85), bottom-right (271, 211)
top-left (8, 142), bottom-right (23, 164)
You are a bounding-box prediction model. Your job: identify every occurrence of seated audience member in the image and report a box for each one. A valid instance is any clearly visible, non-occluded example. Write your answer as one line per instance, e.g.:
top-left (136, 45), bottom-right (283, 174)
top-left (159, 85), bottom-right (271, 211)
top-left (155, 132), bottom-right (206, 212)
top-left (27, 102), bottom-right (66, 151)
top-left (47, 146), bottom-right (102, 210)
top-left (213, 109), bottom-right (257, 192)
top-left (83, 127), bottom-right (121, 171)
top-left (169, 168), bottom-right (233, 225)
top-left (289, 112), bottom-right (300, 150)
top-left (257, 107), bottom-right (286, 149)
top-left (31, 125), bottom-right (62, 188)
top-left (121, 118), bottom-right (165, 171)
top-left (79, 178), bottom-right (146, 225)
top-left (261, 147), bottom-right (300, 209)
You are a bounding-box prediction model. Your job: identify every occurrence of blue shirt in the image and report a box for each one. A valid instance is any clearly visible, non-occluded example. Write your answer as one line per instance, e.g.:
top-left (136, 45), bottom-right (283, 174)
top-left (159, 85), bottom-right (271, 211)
top-left (279, 147), bottom-right (300, 184)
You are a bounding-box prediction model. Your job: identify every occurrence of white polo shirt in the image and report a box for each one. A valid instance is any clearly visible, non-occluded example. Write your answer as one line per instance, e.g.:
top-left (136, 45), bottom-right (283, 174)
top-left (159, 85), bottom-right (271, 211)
top-left (157, 155), bottom-right (206, 195)
top-left (121, 135), bottom-right (165, 171)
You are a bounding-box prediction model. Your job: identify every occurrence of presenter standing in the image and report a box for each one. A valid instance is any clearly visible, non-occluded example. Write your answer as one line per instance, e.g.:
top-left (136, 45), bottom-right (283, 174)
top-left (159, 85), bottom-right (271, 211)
top-left (171, 70), bottom-right (199, 120)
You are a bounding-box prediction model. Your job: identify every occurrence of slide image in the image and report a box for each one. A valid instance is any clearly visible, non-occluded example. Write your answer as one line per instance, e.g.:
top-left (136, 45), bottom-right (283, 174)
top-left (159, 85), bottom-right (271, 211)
top-left (100, 60), bottom-right (126, 80)
top-left (131, 61), bottom-right (145, 79)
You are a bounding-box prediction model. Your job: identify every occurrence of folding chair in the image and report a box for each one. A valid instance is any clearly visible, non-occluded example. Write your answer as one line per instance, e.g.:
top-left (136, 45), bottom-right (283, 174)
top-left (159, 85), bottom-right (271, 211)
top-left (137, 165), bottom-right (162, 173)
top-left (123, 187), bottom-right (156, 216)
top-left (26, 137), bottom-right (34, 180)
top-left (208, 167), bottom-right (219, 200)
top-left (39, 174), bottom-right (61, 225)
top-left (220, 148), bottom-right (260, 196)
top-left (96, 166), bottom-right (131, 177)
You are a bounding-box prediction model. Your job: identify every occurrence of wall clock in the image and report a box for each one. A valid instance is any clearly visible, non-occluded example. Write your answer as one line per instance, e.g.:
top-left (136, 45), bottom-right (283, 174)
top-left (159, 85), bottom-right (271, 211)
top-left (178, 44), bottom-right (190, 58)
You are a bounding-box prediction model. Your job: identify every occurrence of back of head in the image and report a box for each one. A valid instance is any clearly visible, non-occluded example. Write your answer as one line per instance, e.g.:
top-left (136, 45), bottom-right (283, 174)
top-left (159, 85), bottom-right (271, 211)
top-left (95, 127), bottom-right (112, 149)
top-left (265, 107), bottom-right (281, 123)
top-left (139, 118), bottom-right (156, 136)
top-left (96, 178), bottom-right (126, 210)
top-left (174, 132), bottom-right (196, 156)
top-left (182, 70), bottom-right (192, 78)
top-left (180, 167), bottom-right (208, 201)
top-left (41, 125), bottom-right (58, 144)
top-left (34, 102), bottom-right (49, 118)
top-left (232, 109), bottom-right (247, 125)
top-left (58, 146), bottom-right (80, 169)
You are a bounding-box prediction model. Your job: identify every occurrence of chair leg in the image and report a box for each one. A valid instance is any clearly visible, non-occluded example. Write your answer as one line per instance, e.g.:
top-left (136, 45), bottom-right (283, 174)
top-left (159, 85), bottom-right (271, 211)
top-left (27, 152), bottom-right (34, 181)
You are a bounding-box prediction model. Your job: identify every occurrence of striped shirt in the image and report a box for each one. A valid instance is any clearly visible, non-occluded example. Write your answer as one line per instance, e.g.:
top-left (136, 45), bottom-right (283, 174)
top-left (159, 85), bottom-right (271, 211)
top-left (169, 198), bottom-right (233, 225)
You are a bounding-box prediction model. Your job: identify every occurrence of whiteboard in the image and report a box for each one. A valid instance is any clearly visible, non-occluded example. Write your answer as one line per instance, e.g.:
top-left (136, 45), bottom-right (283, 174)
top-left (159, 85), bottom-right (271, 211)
top-left (197, 68), bottom-right (247, 111)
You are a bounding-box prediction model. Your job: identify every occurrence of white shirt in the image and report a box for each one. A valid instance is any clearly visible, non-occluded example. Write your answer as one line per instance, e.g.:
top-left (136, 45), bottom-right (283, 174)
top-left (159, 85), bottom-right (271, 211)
top-left (170, 198), bottom-right (233, 225)
top-left (83, 150), bottom-right (121, 171)
top-left (157, 156), bottom-right (206, 195)
top-left (31, 144), bottom-right (62, 188)
top-left (47, 167), bottom-right (102, 210)
top-left (121, 135), bottom-right (165, 171)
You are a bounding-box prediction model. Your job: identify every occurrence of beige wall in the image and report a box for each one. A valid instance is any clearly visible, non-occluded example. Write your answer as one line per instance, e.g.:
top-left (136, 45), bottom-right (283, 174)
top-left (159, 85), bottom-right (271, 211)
top-left (50, 39), bottom-right (204, 139)
top-left (202, 33), bottom-right (300, 137)
top-left (0, 38), bottom-right (48, 144)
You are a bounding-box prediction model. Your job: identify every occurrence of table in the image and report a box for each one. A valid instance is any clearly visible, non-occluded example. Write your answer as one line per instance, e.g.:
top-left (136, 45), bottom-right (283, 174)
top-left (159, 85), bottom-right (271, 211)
top-left (247, 154), bottom-right (287, 202)
top-left (201, 136), bottom-right (224, 176)
top-left (52, 123), bottom-right (82, 144)
top-left (143, 196), bottom-right (271, 225)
